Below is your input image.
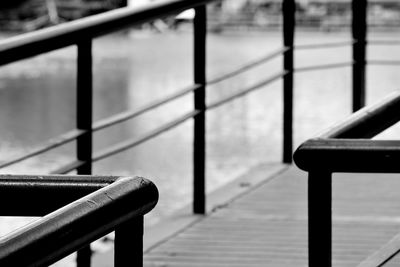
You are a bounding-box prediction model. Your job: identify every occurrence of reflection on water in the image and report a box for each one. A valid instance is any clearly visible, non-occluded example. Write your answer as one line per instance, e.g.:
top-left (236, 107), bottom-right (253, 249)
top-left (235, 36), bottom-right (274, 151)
top-left (0, 30), bottom-right (400, 232)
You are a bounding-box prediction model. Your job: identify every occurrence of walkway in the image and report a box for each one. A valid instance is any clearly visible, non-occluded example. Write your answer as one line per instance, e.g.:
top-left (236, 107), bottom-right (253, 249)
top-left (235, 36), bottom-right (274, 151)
top-left (142, 166), bottom-right (400, 267)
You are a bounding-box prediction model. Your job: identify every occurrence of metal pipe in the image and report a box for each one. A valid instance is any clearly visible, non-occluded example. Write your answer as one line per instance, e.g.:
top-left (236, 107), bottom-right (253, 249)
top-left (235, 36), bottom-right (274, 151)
top-left (193, 5), bottom-right (207, 215)
top-left (115, 216), bottom-right (144, 267)
top-left (0, 0), bottom-right (215, 66)
top-left (76, 39), bottom-right (94, 267)
top-left (308, 171), bottom-right (332, 267)
top-left (282, 0), bottom-right (295, 164)
top-left (0, 176), bottom-right (158, 267)
top-left (320, 92), bottom-right (400, 139)
top-left (352, 0), bottom-right (367, 111)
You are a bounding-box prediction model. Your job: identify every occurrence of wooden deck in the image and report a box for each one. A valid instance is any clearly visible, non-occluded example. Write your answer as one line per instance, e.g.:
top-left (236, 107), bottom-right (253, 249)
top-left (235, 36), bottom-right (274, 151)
top-left (142, 166), bottom-right (400, 267)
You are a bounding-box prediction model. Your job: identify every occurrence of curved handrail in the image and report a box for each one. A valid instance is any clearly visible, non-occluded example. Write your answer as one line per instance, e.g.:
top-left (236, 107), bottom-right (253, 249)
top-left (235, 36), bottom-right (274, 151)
top-left (294, 91), bottom-right (400, 172)
top-left (293, 91), bottom-right (400, 267)
top-left (0, 175), bottom-right (158, 266)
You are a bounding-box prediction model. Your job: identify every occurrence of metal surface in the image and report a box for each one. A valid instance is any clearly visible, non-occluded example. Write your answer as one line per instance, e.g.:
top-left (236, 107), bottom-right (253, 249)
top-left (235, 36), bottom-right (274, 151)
top-left (0, 175), bottom-right (158, 267)
top-left (94, 110), bottom-right (200, 163)
top-left (76, 39), bottom-right (93, 176)
top-left (93, 84), bottom-right (201, 132)
top-left (295, 62), bottom-right (352, 72)
top-left (368, 40), bottom-right (400, 46)
top-left (352, 0), bottom-right (367, 111)
top-left (283, 0), bottom-right (295, 164)
top-left (76, 40), bottom-right (94, 267)
top-left (368, 60), bottom-right (400, 65)
top-left (207, 72), bottom-right (287, 110)
top-left (207, 47), bottom-right (287, 85)
top-left (193, 5), bottom-right (207, 215)
top-left (0, 0), bottom-right (385, 266)
top-left (0, 0), bottom-right (214, 66)
top-left (115, 216), bottom-right (144, 267)
top-left (294, 92), bottom-right (400, 173)
top-left (295, 40), bottom-right (355, 50)
top-left (51, 160), bottom-right (86, 175)
top-left (295, 139), bottom-right (400, 173)
top-left (358, 230), bottom-right (400, 267)
top-left (294, 91), bottom-right (400, 267)
top-left (0, 129), bottom-right (85, 169)
top-left (0, 175), bottom-right (113, 216)
top-left (308, 170), bottom-right (332, 267)
top-left (320, 92), bottom-right (400, 139)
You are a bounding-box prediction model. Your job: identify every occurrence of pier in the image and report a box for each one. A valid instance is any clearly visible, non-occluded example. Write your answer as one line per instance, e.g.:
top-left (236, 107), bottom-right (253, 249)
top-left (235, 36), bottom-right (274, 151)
top-left (1, 0), bottom-right (400, 266)
top-left (89, 163), bottom-right (400, 266)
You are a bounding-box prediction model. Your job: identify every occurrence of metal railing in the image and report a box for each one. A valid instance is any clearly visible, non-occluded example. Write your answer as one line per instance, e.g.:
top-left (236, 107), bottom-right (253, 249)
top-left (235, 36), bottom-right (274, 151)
top-left (0, 174), bottom-right (158, 267)
top-left (1, 0), bottom-right (400, 265)
top-left (0, 1), bottom-right (291, 265)
top-left (293, 92), bottom-right (400, 267)
top-left (0, 0), bottom-right (294, 218)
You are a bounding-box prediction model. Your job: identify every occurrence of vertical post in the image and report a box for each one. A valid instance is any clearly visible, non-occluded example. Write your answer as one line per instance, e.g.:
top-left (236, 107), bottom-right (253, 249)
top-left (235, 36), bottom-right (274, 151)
top-left (193, 5), bottom-right (207, 215)
top-left (76, 39), bottom-right (93, 267)
top-left (283, 0), bottom-right (295, 164)
top-left (115, 216), bottom-right (144, 267)
top-left (352, 0), bottom-right (367, 112)
top-left (308, 171), bottom-right (332, 267)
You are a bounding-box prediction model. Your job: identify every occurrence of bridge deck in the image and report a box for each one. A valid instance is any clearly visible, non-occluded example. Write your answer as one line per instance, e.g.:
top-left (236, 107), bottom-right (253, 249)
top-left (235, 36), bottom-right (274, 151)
top-left (143, 166), bottom-right (400, 267)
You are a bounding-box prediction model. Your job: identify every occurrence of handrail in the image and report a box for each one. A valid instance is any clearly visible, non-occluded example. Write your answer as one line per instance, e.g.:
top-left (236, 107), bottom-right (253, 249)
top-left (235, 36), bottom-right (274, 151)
top-left (0, 0), bottom-right (294, 241)
top-left (93, 84), bottom-right (201, 132)
top-left (0, 0), bottom-right (213, 66)
top-left (207, 47), bottom-right (288, 85)
top-left (293, 91), bottom-right (400, 267)
top-left (207, 71), bottom-right (287, 110)
top-left (0, 175), bottom-right (158, 266)
top-left (357, 231), bottom-right (400, 267)
top-left (368, 60), bottom-right (400, 65)
top-left (295, 138), bottom-right (400, 173)
top-left (368, 39), bottom-right (400, 46)
top-left (0, 0), bottom-right (294, 262)
top-left (1, 0), bottom-right (390, 265)
top-left (319, 92), bottom-right (400, 139)
top-left (0, 129), bottom-right (85, 169)
top-left (295, 40), bottom-right (355, 50)
top-left (295, 61), bottom-right (353, 73)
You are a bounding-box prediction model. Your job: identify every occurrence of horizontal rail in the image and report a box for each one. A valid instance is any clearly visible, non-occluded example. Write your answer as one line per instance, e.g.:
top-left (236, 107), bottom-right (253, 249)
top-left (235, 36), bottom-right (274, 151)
top-left (93, 110), bottom-right (200, 162)
top-left (294, 92), bottom-right (400, 173)
top-left (295, 62), bottom-right (352, 73)
top-left (0, 175), bottom-right (158, 266)
top-left (368, 60), bottom-right (400, 66)
top-left (0, 47), bottom-right (287, 171)
top-left (207, 71), bottom-right (287, 110)
top-left (0, 175), bottom-right (115, 215)
top-left (93, 84), bottom-right (200, 132)
top-left (295, 40), bottom-right (354, 50)
top-left (207, 47), bottom-right (287, 85)
top-left (1, 71), bottom-right (286, 174)
top-left (52, 110), bottom-right (199, 174)
top-left (368, 40), bottom-right (400, 46)
top-left (294, 138), bottom-right (400, 173)
top-left (319, 91), bottom-right (400, 139)
top-left (0, 0), bottom-right (214, 66)
top-left (357, 231), bottom-right (400, 267)
top-left (0, 129), bottom-right (85, 169)
top-left (0, 85), bottom-right (200, 170)
top-left (50, 160), bottom-right (86, 175)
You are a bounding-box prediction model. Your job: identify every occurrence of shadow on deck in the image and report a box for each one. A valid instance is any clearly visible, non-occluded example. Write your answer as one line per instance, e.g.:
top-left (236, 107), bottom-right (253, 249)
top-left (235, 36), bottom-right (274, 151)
top-left (127, 165), bottom-right (400, 267)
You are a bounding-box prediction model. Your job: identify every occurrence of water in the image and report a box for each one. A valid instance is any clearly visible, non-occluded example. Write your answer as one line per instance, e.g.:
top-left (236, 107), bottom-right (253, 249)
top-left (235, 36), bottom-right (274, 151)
top-left (0, 29), bottom-right (400, 249)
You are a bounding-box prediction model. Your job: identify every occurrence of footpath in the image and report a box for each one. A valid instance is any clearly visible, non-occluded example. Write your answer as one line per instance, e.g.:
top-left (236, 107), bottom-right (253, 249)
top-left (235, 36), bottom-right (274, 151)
top-left (94, 163), bottom-right (400, 266)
